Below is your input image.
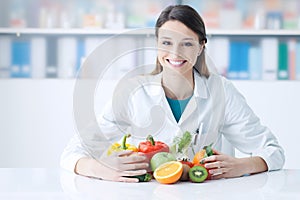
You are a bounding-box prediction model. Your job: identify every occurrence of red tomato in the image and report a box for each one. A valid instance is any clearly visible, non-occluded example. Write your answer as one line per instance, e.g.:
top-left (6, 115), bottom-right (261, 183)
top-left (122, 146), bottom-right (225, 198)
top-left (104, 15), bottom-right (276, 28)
top-left (179, 158), bottom-right (194, 168)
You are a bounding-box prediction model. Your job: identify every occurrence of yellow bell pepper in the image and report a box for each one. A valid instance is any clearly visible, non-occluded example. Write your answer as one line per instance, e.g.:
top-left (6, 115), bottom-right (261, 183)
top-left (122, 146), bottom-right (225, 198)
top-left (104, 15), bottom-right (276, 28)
top-left (107, 134), bottom-right (138, 156)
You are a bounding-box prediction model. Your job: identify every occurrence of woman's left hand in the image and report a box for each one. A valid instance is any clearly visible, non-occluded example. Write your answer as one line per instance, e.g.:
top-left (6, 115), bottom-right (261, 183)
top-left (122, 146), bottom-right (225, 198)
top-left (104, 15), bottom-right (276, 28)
top-left (200, 149), bottom-right (247, 179)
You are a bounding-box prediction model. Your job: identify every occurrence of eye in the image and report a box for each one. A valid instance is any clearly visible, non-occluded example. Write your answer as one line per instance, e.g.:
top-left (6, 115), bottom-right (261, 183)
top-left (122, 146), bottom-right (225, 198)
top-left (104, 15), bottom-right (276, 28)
top-left (161, 41), bottom-right (172, 46)
top-left (182, 42), bottom-right (194, 47)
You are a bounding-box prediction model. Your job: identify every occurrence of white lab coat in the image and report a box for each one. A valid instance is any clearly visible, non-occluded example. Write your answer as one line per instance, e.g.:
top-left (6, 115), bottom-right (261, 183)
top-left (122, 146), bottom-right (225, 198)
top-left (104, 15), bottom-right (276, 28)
top-left (60, 72), bottom-right (285, 172)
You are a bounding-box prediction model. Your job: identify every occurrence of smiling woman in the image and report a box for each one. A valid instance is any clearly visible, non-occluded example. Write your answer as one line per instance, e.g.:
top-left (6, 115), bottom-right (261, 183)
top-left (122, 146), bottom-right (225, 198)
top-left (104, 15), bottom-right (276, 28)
top-left (61, 4), bottom-right (285, 182)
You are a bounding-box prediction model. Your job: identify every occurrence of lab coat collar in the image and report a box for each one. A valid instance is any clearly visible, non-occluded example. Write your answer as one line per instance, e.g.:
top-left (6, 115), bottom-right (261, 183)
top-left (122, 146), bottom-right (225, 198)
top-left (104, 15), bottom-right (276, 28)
top-left (179, 72), bottom-right (208, 124)
top-left (193, 72), bottom-right (208, 99)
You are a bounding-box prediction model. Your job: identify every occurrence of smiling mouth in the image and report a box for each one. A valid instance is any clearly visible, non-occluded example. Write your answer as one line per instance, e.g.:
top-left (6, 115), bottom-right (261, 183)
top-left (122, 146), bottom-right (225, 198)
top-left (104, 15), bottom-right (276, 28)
top-left (167, 59), bottom-right (187, 67)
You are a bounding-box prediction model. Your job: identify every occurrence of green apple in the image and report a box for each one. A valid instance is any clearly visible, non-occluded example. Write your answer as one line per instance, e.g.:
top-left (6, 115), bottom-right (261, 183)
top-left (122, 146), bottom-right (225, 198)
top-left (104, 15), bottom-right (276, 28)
top-left (150, 152), bottom-right (176, 171)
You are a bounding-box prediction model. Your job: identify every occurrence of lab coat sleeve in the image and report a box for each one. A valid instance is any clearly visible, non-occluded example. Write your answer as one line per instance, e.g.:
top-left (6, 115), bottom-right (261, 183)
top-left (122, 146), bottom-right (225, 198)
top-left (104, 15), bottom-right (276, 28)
top-left (220, 79), bottom-right (285, 171)
top-left (60, 81), bottom-right (134, 173)
top-left (60, 133), bottom-right (90, 173)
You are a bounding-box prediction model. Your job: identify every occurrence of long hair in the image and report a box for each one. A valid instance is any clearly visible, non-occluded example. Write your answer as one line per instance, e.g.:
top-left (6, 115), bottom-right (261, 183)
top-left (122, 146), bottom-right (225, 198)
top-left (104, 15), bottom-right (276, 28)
top-left (151, 5), bottom-right (210, 78)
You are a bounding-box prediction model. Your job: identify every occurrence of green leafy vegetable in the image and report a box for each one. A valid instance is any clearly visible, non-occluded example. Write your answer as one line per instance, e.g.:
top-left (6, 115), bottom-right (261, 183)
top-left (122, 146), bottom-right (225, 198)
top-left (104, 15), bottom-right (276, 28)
top-left (204, 143), bottom-right (214, 156)
top-left (172, 131), bottom-right (192, 154)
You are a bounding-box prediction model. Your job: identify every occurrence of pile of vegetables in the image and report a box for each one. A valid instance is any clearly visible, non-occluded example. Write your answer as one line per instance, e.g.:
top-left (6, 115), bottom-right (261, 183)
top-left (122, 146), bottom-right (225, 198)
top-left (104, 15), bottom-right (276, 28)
top-left (106, 131), bottom-right (215, 183)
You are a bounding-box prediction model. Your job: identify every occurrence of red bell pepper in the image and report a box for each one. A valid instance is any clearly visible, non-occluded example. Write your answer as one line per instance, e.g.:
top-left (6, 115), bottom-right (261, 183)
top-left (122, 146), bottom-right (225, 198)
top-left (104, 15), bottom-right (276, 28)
top-left (138, 135), bottom-right (169, 169)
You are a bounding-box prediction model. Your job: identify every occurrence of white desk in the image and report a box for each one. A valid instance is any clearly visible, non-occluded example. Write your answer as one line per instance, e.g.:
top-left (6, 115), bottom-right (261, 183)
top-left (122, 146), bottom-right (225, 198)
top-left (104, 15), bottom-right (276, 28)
top-left (0, 168), bottom-right (299, 200)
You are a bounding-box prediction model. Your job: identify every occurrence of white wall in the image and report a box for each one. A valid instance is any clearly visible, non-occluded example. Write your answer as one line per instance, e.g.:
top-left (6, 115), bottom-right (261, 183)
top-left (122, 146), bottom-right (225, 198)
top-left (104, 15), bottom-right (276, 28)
top-left (0, 80), bottom-right (75, 168)
top-left (233, 81), bottom-right (300, 169)
top-left (0, 80), bottom-right (299, 169)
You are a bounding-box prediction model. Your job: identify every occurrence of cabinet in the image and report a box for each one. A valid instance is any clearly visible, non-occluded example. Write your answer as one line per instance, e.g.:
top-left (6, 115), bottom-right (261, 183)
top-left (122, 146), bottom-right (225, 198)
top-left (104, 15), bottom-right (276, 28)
top-left (0, 0), bottom-right (300, 168)
top-left (1, 0), bottom-right (300, 80)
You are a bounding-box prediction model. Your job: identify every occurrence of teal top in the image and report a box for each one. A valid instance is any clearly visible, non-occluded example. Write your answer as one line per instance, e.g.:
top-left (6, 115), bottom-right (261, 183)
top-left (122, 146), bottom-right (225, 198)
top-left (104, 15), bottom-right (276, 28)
top-left (166, 96), bottom-right (192, 122)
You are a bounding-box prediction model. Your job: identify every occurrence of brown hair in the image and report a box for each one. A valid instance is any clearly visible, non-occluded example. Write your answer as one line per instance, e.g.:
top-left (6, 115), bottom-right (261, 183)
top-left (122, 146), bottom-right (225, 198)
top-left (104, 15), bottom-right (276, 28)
top-left (151, 5), bottom-right (210, 78)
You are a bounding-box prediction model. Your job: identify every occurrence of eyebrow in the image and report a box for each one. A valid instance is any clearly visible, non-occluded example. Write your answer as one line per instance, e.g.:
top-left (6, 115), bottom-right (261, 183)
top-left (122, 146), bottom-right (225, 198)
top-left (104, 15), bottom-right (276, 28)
top-left (159, 36), bottom-right (171, 40)
top-left (159, 36), bottom-right (196, 41)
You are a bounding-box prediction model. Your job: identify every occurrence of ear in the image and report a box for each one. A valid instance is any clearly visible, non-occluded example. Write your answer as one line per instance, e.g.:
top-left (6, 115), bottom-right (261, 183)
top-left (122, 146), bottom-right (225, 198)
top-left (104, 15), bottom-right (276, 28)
top-left (197, 51), bottom-right (201, 56)
top-left (198, 45), bottom-right (204, 56)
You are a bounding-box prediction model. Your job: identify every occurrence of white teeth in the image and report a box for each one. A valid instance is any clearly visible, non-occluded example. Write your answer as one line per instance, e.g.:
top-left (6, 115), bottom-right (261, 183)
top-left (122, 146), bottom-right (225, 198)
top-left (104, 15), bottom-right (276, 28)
top-left (169, 60), bottom-right (184, 66)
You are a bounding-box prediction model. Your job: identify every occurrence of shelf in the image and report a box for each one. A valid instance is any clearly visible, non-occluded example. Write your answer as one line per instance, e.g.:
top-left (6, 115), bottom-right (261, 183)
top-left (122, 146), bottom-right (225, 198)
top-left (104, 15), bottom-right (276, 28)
top-left (206, 29), bottom-right (300, 36)
top-left (0, 28), bottom-right (155, 36)
top-left (1, 28), bottom-right (300, 37)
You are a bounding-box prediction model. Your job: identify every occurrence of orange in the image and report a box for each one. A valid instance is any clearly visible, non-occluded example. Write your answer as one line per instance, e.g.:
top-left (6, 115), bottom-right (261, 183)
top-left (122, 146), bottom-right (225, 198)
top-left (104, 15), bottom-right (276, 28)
top-left (192, 149), bottom-right (207, 165)
top-left (153, 161), bottom-right (183, 184)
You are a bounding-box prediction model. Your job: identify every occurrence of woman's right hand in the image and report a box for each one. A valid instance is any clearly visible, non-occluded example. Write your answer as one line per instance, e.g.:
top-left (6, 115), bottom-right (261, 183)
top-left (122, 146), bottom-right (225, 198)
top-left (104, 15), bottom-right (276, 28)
top-left (75, 150), bottom-right (149, 182)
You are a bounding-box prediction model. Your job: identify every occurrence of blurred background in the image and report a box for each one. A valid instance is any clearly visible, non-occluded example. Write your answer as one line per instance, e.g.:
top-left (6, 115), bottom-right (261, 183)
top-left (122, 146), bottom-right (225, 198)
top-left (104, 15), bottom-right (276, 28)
top-left (0, 0), bottom-right (299, 169)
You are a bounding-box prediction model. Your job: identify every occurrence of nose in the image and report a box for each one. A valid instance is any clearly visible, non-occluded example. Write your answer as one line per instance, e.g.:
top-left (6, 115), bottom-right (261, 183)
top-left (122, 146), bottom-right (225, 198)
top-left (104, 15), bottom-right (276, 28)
top-left (170, 44), bottom-right (182, 57)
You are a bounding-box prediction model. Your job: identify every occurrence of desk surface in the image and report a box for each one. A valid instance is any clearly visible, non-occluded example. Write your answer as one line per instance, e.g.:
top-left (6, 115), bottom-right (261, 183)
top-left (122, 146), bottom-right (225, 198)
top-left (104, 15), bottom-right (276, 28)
top-left (0, 168), bottom-right (299, 200)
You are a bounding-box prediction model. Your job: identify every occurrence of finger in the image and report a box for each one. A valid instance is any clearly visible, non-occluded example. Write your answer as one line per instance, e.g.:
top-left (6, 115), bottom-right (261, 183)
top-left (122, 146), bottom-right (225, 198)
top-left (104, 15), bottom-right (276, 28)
top-left (201, 155), bottom-right (227, 163)
top-left (136, 152), bottom-right (146, 156)
top-left (200, 155), bottom-right (217, 163)
top-left (204, 161), bottom-right (224, 169)
top-left (116, 150), bottom-right (134, 157)
top-left (118, 176), bottom-right (139, 183)
top-left (120, 162), bottom-right (149, 171)
top-left (208, 167), bottom-right (225, 175)
top-left (120, 169), bottom-right (148, 177)
top-left (126, 151), bottom-right (146, 157)
top-left (210, 173), bottom-right (226, 180)
top-left (120, 154), bottom-right (147, 164)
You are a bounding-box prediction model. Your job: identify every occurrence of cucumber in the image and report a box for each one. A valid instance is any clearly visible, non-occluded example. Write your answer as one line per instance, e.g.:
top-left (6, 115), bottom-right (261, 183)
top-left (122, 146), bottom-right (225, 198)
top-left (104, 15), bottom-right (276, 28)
top-left (125, 173), bottom-right (152, 182)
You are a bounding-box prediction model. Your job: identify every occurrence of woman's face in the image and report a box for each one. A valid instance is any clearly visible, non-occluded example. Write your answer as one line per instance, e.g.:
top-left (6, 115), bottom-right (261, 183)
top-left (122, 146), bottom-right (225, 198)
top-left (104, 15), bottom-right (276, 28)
top-left (157, 20), bottom-right (203, 74)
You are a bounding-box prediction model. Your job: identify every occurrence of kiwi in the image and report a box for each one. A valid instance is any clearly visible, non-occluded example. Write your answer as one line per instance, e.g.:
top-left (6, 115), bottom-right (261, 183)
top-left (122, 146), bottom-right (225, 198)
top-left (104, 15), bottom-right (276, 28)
top-left (189, 165), bottom-right (208, 183)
